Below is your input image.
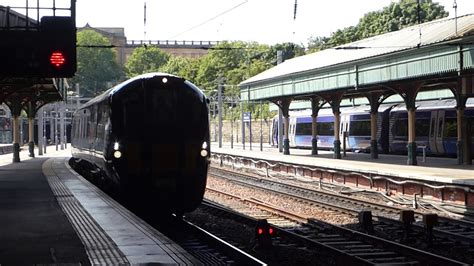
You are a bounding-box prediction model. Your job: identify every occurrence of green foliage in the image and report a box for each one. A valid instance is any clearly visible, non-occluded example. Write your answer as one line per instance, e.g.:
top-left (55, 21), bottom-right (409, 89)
top-left (194, 41), bottom-right (303, 98)
top-left (307, 0), bottom-right (449, 51)
top-left (124, 46), bottom-right (171, 78)
top-left (160, 56), bottom-right (201, 81)
top-left (72, 29), bottom-right (122, 97)
top-left (306, 36), bottom-right (330, 53)
top-left (155, 41), bottom-right (304, 121)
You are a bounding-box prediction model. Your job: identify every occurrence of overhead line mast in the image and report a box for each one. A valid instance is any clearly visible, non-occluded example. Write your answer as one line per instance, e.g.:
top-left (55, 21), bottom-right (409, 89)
top-left (453, 0), bottom-right (458, 35)
top-left (144, 2), bottom-right (147, 40)
top-left (293, 0), bottom-right (298, 20)
top-left (292, 0), bottom-right (298, 42)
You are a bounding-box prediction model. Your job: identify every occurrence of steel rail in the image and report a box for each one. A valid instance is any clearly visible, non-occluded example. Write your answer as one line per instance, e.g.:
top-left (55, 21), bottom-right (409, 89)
top-left (210, 166), bottom-right (474, 245)
top-left (204, 188), bottom-right (466, 265)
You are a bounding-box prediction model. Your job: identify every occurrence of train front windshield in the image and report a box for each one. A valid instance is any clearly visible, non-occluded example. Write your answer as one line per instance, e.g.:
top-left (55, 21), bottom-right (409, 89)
top-left (116, 77), bottom-right (206, 143)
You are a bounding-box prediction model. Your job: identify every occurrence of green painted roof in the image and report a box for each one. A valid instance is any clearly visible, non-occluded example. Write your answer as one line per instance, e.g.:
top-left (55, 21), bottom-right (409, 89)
top-left (239, 14), bottom-right (474, 88)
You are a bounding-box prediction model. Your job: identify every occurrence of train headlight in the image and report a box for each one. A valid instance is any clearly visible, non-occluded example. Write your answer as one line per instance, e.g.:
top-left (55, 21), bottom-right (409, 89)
top-left (114, 142), bottom-right (119, 150)
top-left (202, 141), bottom-right (208, 149)
top-left (162, 77), bottom-right (168, 84)
top-left (200, 149), bottom-right (208, 157)
top-left (114, 150), bottom-right (122, 159)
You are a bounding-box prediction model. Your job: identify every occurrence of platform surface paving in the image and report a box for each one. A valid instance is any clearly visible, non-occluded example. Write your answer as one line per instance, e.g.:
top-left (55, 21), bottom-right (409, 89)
top-left (0, 149), bottom-right (89, 264)
top-left (0, 146), bottom-right (198, 264)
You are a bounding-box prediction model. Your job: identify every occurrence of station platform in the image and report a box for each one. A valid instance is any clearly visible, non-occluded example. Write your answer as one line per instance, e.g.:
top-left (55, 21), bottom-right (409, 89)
top-left (0, 146), bottom-right (198, 264)
top-left (211, 142), bottom-right (474, 208)
top-left (210, 142), bottom-right (474, 187)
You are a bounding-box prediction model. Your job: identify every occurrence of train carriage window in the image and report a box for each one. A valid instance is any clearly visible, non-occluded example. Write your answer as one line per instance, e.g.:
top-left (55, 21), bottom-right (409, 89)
top-left (392, 119), bottom-right (408, 137)
top-left (295, 123), bottom-right (312, 135)
top-left (317, 122), bottom-right (334, 136)
top-left (349, 120), bottom-right (370, 136)
top-left (443, 118), bottom-right (456, 138)
top-left (415, 119), bottom-right (430, 137)
top-left (437, 117), bottom-right (444, 138)
top-left (430, 117), bottom-right (436, 138)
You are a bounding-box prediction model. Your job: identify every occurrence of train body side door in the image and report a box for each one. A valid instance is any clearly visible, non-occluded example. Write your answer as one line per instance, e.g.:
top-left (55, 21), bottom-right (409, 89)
top-left (289, 117), bottom-right (297, 147)
top-left (340, 114), bottom-right (350, 150)
top-left (429, 110), bottom-right (445, 155)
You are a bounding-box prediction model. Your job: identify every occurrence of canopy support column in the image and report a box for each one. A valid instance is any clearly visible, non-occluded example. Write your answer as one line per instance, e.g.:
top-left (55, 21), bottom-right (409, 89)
top-left (310, 96), bottom-right (325, 155)
top-left (279, 98), bottom-right (292, 155)
top-left (10, 96), bottom-right (21, 163)
top-left (320, 91), bottom-right (345, 159)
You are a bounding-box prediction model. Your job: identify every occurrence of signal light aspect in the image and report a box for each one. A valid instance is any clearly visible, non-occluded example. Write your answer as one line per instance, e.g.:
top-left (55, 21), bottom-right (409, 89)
top-left (257, 227), bottom-right (274, 235)
top-left (254, 219), bottom-right (273, 248)
top-left (50, 52), bottom-right (66, 67)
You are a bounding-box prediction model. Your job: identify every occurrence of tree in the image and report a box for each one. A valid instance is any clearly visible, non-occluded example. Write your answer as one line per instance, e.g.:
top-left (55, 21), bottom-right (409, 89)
top-left (307, 0), bottom-right (449, 50)
top-left (160, 56), bottom-right (201, 82)
top-left (307, 36), bottom-right (330, 53)
top-left (194, 41), bottom-right (303, 96)
top-left (357, 0), bottom-right (449, 38)
top-left (72, 29), bottom-right (122, 97)
top-left (124, 46), bottom-right (170, 78)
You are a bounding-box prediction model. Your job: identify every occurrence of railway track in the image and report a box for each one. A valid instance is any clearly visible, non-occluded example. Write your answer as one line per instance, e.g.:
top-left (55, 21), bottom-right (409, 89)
top-left (158, 215), bottom-right (265, 265)
top-left (209, 167), bottom-right (474, 245)
top-left (207, 166), bottom-right (474, 263)
top-left (72, 163), bottom-right (264, 265)
top-left (196, 193), bottom-right (465, 265)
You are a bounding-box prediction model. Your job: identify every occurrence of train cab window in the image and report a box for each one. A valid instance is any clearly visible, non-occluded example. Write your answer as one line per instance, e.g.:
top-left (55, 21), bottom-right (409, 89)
top-left (443, 118), bottom-right (456, 138)
top-left (120, 82), bottom-right (145, 140)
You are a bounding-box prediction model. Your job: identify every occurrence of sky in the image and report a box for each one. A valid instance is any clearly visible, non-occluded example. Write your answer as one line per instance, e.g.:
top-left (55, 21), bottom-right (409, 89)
top-left (5, 0), bottom-right (473, 46)
top-left (73, 0), bottom-right (473, 46)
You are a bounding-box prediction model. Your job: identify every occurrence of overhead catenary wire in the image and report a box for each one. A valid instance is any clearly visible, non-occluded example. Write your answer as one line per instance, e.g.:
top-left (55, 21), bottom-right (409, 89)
top-left (169, 0), bottom-right (248, 39)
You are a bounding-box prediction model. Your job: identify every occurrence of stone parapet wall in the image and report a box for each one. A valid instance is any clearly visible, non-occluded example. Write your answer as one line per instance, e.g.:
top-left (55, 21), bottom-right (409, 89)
top-left (210, 120), bottom-right (272, 144)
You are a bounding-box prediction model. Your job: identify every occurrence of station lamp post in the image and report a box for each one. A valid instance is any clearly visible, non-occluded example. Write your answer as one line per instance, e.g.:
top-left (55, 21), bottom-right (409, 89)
top-left (230, 105), bottom-right (234, 149)
top-left (260, 101), bottom-right (263, 151)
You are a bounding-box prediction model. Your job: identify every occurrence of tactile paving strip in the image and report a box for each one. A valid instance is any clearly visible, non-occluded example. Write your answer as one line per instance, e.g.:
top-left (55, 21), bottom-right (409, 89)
top-left (45, 157), bottom-right (199, 264)
top-left (61, 160), bottom-right (199, 265)
top-left (43, 159), bottom-right (128, 265)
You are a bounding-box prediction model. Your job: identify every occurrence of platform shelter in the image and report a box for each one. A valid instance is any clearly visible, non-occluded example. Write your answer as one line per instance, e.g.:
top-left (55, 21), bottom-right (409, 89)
top-left (240, 14), bottom-right (474, 165)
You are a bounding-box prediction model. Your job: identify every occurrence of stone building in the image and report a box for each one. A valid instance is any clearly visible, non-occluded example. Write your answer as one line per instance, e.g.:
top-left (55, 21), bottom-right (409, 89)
top-left (78, 24), bottom-right (216, 68)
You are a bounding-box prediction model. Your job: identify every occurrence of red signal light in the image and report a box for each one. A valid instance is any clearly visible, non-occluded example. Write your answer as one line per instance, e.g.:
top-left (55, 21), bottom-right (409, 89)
top-left (268, 228), bottom-right (274, 235)
top-left (258, 228), bottom-right (264, 235)
top-left (50, 51), bottom-right (65, 68)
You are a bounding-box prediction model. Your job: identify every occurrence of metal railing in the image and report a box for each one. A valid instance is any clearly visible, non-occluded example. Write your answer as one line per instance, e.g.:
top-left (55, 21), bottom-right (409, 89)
top-left (127, 39), bottom-right (220, 47)
top-left (0, 0), bottom-right (74, 30)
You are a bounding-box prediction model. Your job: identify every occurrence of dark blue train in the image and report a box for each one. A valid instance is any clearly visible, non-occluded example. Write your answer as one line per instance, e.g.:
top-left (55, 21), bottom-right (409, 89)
top-left (71, 73), bottom-right (210, 214)
top-left (271, 99), bottom-right (474, 157)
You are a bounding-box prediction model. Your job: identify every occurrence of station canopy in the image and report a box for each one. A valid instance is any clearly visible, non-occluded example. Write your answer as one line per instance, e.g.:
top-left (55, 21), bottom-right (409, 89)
top-left (240, 14), bottom-right (474, 102)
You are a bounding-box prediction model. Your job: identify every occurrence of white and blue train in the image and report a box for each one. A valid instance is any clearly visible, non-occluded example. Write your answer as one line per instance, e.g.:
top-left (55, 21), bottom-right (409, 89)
top-left (271, 98), bottom-right (474, 157)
